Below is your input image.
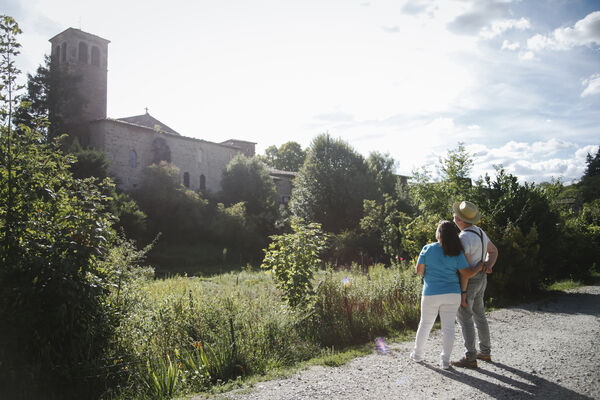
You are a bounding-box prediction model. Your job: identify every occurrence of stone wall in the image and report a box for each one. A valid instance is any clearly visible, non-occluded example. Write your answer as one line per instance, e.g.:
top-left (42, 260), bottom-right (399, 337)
top-left (89, 119), bottom-right (240, 194)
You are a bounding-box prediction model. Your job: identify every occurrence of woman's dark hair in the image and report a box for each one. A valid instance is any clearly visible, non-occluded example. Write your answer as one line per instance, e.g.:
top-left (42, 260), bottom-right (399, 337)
top-left (437, 220), bottom-right (463, 257)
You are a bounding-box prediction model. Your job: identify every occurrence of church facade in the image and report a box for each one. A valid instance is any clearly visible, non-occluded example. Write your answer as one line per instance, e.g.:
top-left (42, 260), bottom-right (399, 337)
top-left (48, 28), bottom-right (278, 196)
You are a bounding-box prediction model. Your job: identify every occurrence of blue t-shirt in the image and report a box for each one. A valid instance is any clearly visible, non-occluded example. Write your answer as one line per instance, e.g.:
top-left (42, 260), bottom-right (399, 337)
top-left (417, 242), bottom-right (469, 296)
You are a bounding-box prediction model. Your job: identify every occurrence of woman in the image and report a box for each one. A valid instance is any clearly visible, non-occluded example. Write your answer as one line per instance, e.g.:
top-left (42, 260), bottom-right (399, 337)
top-left (410, 220), bottom-right (482, 369)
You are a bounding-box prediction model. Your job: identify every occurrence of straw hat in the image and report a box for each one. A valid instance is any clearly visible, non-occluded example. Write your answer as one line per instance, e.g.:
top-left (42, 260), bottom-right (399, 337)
top-left (453, 201), bottom-right (481, 224)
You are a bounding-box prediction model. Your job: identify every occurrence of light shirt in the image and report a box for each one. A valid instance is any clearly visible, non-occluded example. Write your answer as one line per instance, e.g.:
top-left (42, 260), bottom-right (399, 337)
top-left (417, 242), bottom-right (469, 296)
top-left (459, 225), bottom-right (490, 267)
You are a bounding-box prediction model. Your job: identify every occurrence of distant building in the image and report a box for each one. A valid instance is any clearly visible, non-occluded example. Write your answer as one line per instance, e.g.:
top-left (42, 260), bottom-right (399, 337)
top-left (49, 28), bottom-right (293, 198)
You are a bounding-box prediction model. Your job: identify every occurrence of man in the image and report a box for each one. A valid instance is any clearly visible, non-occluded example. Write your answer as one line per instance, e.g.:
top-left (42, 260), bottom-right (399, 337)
top-left (451, 201), bottom-right (498, 369)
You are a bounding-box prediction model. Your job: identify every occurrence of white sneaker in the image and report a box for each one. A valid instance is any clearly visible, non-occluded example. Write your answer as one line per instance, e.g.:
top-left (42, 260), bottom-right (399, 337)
top-left (409, 351), bottom-right (423, 362)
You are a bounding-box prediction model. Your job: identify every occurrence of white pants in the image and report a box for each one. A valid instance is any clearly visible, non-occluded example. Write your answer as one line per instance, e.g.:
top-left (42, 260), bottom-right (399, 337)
top-left (412, 293), bottom-right (461, 368)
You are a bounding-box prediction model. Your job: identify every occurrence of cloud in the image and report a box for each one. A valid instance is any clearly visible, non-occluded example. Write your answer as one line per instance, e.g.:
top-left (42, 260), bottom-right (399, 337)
top-left (527, 11), bottom-right (600, 51)
top-left (501, 40), bottom-right (520, 51)
top-left (401, 0), bottom-right (437, 16)
top-left (467, 139), bottom-right (589, 183)
top-left (518, 50), bottom-right (535, 60)
top-left (480, 18), bottom-right (530, 39)
top-left (448, 1), bottom-right (510, 36)
top-left (581, 73), bottom-right (600, 97)
top-left (381, 26), bottom-right (401, 33)
top-left (575, 145), bottom-right (600, 160)
top-left (314, 111), bottom-right (355, 123)
top-left (447, 1), bottom-right (529, 39)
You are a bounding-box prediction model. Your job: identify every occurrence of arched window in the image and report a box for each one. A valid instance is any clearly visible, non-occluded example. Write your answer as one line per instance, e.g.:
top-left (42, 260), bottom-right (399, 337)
top-left (183, 172), bottom-right (190, 188)
top-left (78, 42), bottom-right (88, 63)
top-left (129, 150), bottom-right (137, 168)
top-left (61, 42), bottom-right (67, 63)
top-left (200, 174), bottom-right (206, 191)
top-left (91, 46), bottom-right (100, 66)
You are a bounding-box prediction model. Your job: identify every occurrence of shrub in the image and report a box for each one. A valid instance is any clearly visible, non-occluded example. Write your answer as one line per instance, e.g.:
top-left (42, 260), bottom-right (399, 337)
top-left (261, 218), bottom-right (328, 308)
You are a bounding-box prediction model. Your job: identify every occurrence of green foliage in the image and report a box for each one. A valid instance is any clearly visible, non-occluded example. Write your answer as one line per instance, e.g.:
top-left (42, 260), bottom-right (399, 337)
top-left (221, 154), bottom-right (277, 218)
top-left (290, 133), bottom-right (377, 233)
top-left (367, 151), bottom-right (397, 199)
top-left (584, 146), bottom-right (600, 177)
top-left (313, 265), bottom-right (421, 347)
top-left (360, 194), bottom-right (413, 262)
top-left (133, 161), bottom-right (211, 241)
top-left (13, 52), bottom-right (85, 142)
top-left (579, 147), bottom-right (600, 203)
top-left (438, 142), bottom-right (473, 199)
top-left (261, 141), bottom-right (307, 171)
top-left (0, 18), bottom-right (150, 398)
top-left (220, 154), bottom-right (278, 256)
top-left (261, 218), bottom-right (328, 308)
top-left (70, 144), bottom-right (111, 180)
top-left (483, 224), bottom-right (542, 298)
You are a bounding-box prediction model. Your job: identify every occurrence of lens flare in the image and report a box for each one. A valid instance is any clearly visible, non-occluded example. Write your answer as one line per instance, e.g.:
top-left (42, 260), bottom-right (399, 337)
top-left (376, 337), bottom-right (389, 354)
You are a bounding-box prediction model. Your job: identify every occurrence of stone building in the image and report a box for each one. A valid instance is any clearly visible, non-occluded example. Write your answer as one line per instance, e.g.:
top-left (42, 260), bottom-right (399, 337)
top-left (48, 27), bottom-right (284, 196)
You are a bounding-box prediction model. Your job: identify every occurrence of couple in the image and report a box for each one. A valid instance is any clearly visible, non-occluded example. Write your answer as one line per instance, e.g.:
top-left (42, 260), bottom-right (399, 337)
top-left (410, 201), bottom-right (499, 370)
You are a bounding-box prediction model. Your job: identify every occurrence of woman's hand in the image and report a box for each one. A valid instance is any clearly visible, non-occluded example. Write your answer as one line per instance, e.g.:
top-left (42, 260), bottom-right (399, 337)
top-left (461, 293), bottom-right (468, 308)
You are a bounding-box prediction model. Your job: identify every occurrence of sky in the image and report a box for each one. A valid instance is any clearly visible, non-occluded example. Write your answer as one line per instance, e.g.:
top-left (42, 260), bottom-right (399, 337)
top-left (5, 0), bottom-right (600, 183)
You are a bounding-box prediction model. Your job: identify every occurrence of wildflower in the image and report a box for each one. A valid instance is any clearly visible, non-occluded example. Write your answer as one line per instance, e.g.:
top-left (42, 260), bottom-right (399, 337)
top-left (193, 341), bottom-right (202, 350)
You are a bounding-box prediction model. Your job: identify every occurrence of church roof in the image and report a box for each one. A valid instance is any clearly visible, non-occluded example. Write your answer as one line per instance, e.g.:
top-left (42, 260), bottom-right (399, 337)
top-left (116, 112), bottom-right (181, 136)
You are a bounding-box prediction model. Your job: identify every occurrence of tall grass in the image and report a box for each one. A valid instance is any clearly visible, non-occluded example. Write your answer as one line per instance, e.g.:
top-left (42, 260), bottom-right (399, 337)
top-left (109, 263), bottom-right (421, 398)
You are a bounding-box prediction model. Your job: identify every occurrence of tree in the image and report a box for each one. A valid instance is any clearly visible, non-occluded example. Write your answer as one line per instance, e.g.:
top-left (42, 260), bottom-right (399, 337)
top-left (261, 218), bottom-right (328, 308)
top-left (133, 161), bottom-right (211, 241)
top-left (367, 151), bottom-right (397, 199)
top-left (13, 53), bottom-right (84, 143)
top-left (0, 16), bottom-right (123, 398)
top-left (220, 154), bottom-right (279, 257)
top-left (220, 154), bottom-right (278, 218)
top-left (438, 142), bottom-right (473, 199)
top-left (290, 133), bottom-right (377, 233)
top-left (580, 146), bottom-right (600, 203)
top-left (261, 141), bottom-right (306, 171)
top-left (584, 147), bottom-right (600, 177)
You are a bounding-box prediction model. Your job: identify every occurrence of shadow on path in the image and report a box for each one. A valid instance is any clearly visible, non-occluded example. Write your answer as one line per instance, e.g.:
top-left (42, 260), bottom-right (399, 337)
top-left (423, 361), bottom-right (593, 399)
top-left (510, 292), bottom-right (600, 317)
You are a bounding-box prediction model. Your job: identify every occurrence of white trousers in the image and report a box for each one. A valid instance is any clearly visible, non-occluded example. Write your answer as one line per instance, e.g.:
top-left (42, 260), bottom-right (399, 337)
top-left (412, 293), bottom-right (461, 368)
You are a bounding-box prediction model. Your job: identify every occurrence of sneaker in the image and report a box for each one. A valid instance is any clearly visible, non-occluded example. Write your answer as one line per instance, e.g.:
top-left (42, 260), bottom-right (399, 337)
top-left (450, 357), bottom-right (478, 369)
top-left (409, 351), bottom-right (423, 363)
top-left (477, 353), bottom-right (492, 362)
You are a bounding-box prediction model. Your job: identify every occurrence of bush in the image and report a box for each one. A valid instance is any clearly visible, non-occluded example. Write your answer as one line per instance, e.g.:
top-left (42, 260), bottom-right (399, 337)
top-left (313, 264), bottom-right (421, 347)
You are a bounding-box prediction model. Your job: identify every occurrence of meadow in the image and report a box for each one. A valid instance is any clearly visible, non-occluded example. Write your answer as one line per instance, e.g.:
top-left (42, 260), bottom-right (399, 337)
top-left (109, 263), bottom-right (422, 399)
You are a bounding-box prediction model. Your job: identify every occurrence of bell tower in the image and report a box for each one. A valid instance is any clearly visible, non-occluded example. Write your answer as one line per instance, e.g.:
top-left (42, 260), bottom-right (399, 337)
top-left (49, 28), bottom-right (110, 141)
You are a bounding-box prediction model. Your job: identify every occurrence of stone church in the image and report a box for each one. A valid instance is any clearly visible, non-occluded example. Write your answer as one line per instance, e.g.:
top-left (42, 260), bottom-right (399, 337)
top-left (49, 27), bottom-right (295, 200)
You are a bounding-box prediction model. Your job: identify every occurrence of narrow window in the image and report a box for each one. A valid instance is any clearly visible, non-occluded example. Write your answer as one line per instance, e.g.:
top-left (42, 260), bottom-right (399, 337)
top-left (91, 46), bottom-right (100, 66)
top-left (200, 174), bottom-right (206, 191)
top-left (78, 42), bottom-right (88, 63)
top-left (52, 46), bottom-right (59, 64)
top-left (129, 150), bottom-right (137, 168)
top-left (183, 172), bottom-right (190, 188)
top-left (61, 42), bottom-right (67, 63)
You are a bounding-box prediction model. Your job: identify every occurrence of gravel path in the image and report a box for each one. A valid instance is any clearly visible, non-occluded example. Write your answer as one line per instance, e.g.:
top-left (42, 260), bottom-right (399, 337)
top-left (208, 285), bottom-right (600, 400)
